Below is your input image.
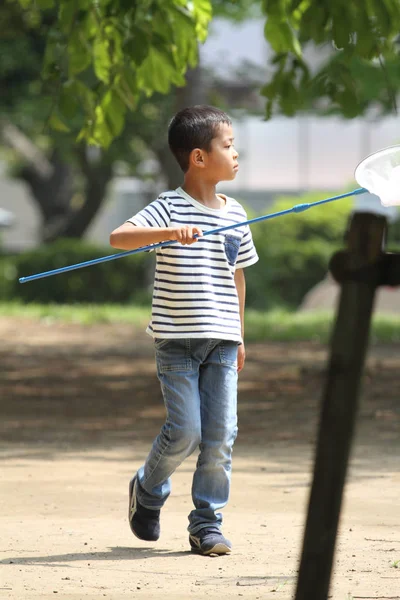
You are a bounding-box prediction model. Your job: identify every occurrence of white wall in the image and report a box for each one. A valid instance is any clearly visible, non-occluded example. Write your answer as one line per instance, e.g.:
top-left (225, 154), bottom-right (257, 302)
top-left (0, 165), bottom-right (40, 251)
top-left (204, 19), bottom-right (400, 192)
top-left (219, 115), bottom-right (400, 193)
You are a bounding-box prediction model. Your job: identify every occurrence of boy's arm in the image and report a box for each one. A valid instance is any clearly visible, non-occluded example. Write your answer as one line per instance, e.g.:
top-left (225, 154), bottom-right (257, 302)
top-left (110, 222), bottom-right (202, 250)
top-left (234, 268), bottom-right (246, 372)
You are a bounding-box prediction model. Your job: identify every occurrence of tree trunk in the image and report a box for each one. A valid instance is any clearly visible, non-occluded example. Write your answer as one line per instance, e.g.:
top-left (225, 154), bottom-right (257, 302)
top-left (19, 150), bottom-right (74, 225)
top-left (1, 121), bottom-right (54, 179)
top-left (48, 146), bottom-right (113, 240)
top-left (19, 146), bottom-right (113, 243)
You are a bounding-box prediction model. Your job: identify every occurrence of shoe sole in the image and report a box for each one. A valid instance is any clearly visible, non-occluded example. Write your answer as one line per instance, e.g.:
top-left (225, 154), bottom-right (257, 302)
top-left (190, 540), bottom-right (232, 556)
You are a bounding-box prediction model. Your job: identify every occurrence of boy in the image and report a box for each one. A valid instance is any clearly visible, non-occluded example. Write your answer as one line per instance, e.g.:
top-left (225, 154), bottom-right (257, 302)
top-left (110, 105), bottom-right (258, 556)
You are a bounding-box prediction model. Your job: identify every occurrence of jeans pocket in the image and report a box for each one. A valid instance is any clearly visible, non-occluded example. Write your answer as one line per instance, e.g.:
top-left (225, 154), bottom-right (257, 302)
top-left (154, 338), bottom-right (171, 349)
top-left (155, 338), bottom-right (192, 373)
top-left (218, 340), bottom-right (239, 366)
top-left (224, 234), bottom-right (241, 266)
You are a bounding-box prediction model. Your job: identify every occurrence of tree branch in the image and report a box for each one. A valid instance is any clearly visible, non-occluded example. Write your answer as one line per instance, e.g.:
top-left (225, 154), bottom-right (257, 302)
top-left (0, 121), bottom-right (54, 179)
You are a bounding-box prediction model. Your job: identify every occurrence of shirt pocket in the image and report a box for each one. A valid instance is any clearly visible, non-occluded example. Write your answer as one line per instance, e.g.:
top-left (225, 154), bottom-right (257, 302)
top-left (224, 234), bottom-right (241, 266)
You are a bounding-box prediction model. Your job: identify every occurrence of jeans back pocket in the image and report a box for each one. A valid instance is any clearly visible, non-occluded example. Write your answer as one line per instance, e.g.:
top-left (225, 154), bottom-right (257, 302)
top-left (224, 234), bottom-right (241, 266)
top-left (155, 338), bottom-right (192, 373)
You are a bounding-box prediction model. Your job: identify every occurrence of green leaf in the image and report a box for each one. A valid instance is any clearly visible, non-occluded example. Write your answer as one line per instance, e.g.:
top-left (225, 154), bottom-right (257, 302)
top-left (191, 0), bottom-right (212, 42)
top-left (16, 0), bottom-right (32, 8)
top-left (265, 19), bottom-right (302, 56)
top-left (151, 10), bottom-right (174, 40)
top-left (170, 6), bottom-right (199, 68)
top-left (137, 46), bottom-right (185, 95)
top-left (115, 66), bottom-right (138, 110)
top-left (76, 127), bottom-right (89, 143)
top-left (91, 105), bottom-right (113, 147)
top-left (64, 79), bottom-right (96, 115)
top-left (100, 89), bottom-right (126, 138)
top-left (280, 77), bottom-right (300, 115)
top-left (124, 27), bottom-right (150, 67)
top-left (82, 10), bottom-right (98, 38)
top-left (291, 0), bottom-right (312, 22)
top-left (42, 34), bottom-right (62, 79)
top-left (59, 82), bottom-right (81, 119)
top-left (58, 0), bottom-right (77, 33)
top-left (336, 88), bottom-right (360, 118)
top-left (36, 0), bottom-right (54, 8)
top-left (93, 34), bottom-right (111, 84)
top-left (262, 0), bottom-right (287, 19)
top-left (68, 29), bottom-right (91, 76)
top-left (372, 0), bottom-right (400, 34)
top-left (331, 17), bottom-right (351, 50)
top-left (49, 113), bottom-right (71, 132)
top-left (106, 23), bottom-right (123, 65)
top-left (300, 5), bottom-right (329, 44)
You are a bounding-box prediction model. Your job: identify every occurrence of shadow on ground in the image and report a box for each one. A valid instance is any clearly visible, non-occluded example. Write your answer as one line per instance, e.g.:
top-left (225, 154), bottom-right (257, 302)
top-left (1, 318), bottom-right (399, 467)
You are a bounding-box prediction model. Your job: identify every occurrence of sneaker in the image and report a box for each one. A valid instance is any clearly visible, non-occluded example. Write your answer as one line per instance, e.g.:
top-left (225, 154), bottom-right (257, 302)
top-left (128, 476), bottom-right (160, 541)
top-left (189, 527), bottom-right (232, 556)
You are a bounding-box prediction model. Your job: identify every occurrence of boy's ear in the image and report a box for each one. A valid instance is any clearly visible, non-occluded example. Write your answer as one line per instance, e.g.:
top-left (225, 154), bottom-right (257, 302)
top-left (190, 148), bottom-right (206, 169)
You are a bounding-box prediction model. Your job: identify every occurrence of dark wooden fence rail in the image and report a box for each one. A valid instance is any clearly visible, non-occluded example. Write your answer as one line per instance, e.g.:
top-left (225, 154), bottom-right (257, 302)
top-left (294, 212), bottom-right (400, 600)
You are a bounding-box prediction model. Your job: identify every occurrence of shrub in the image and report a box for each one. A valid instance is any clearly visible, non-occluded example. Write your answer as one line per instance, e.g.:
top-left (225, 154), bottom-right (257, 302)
top-left (1, 197), bottom-right (399, 309)
top-left (1, 239), bottom-right (155, 304)
top-left (245, 191), bottom-right (400, 311)
top-left (0, 257), bottom-right (16, 301)
top-left (245, 191), bottom-right (353, 310)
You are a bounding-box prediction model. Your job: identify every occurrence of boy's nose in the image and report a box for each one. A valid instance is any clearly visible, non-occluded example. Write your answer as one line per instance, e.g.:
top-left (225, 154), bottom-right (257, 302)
top-left (233, 147), bottom-right (239, 159)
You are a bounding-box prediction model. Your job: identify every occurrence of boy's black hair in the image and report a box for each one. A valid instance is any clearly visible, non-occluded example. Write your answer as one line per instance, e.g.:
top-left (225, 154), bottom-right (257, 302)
top-left (168, 105), bottom-right (232, 172)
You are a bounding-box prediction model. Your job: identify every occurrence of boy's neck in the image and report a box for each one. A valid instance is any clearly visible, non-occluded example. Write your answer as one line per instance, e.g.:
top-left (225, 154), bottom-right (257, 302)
top-left (180, 174), bottom-right (225, 209)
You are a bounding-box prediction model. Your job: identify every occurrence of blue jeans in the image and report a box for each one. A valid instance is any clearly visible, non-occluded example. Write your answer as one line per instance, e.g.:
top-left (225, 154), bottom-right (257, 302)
top-left (135, 338), bottom-right (238, 534)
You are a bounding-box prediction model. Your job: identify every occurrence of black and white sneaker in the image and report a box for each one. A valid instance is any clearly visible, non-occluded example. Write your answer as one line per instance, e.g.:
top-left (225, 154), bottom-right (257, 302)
top-left (189, 527), bottom-right (232, 556)
top-left (128, 476), bottom-right (160, 542)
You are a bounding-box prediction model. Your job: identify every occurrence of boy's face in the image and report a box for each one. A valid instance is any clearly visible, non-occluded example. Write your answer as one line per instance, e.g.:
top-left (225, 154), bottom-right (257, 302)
top-left (193, 123), bottom-right (239, 182)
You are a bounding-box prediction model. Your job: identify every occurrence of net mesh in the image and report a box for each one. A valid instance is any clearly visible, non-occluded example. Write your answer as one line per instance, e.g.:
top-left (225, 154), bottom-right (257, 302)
top-left (355, 146), bottom-right (400, 207)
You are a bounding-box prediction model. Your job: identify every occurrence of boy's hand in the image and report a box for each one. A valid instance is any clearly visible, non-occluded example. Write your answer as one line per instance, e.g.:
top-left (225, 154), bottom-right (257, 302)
top-left (169, 225), bottom-right (203, 245)
top-left (237, 343), bottom-right (245, 373)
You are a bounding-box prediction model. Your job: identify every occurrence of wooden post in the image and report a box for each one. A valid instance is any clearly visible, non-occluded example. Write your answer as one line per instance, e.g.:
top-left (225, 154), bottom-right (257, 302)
top-left (294, 212), bottom-right (387, 600)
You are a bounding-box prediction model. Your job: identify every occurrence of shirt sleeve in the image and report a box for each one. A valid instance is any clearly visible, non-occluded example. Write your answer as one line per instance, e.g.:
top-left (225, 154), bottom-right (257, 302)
top-left (127, 196), bottom-right (171, 228)
top-left (236, 225), bottom-right (259, 269)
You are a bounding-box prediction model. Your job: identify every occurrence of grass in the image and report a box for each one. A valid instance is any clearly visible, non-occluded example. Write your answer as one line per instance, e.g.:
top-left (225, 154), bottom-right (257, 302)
top-left (0, 301), bottom-right (151, 327)
top-left (245, 309), bottom-right (400, 343)
top-left (2, 302), bottom-right (400, 343)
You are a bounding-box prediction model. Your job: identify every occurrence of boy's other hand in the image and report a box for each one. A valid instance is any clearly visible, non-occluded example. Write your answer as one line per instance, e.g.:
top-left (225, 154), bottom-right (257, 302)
top-left (237, 343), bottom-right (245, 373)
top-left (170, 225), bottom-right (203, 245)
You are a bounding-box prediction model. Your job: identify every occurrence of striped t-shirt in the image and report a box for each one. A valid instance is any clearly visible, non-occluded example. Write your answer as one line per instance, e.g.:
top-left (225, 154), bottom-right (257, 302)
top-left (128, 187), bottom-right (259, 342)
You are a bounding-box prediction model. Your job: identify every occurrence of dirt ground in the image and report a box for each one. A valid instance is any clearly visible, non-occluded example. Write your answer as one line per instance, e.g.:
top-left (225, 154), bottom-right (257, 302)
top-left (0, 317), bottom-right (399, 600)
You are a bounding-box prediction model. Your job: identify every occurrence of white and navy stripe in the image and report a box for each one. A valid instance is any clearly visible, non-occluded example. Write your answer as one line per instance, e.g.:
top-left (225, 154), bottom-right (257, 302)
top-left (127, 187), bottom-right (259, 342)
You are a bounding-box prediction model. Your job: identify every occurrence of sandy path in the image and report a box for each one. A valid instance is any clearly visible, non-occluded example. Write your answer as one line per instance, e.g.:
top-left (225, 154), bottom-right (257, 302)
top-left (0, 318), bottom-right (399, 599)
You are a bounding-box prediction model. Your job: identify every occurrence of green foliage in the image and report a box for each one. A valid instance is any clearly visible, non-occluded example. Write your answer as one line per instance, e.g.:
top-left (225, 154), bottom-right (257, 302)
top-left (1, 196), bottom-right (399, 311)
top-left (245, 191), bottom-right (400, 310)
top-left (261, 0), bottom-right (400, 118)
top-left (0, 256), bottom-right (15, 301)
top-left (7, 0), bottom-right (400, 147)
top-left (389, 213), bottom-right (400, 249)
top-left (8, 0), bottom-right (212, 146)
top-left (0, 239), bottom-right (154, 304)
top-left (245, 191), bottom-right (354, 310)
top-left (212, 0), bottom-right (261, 21)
